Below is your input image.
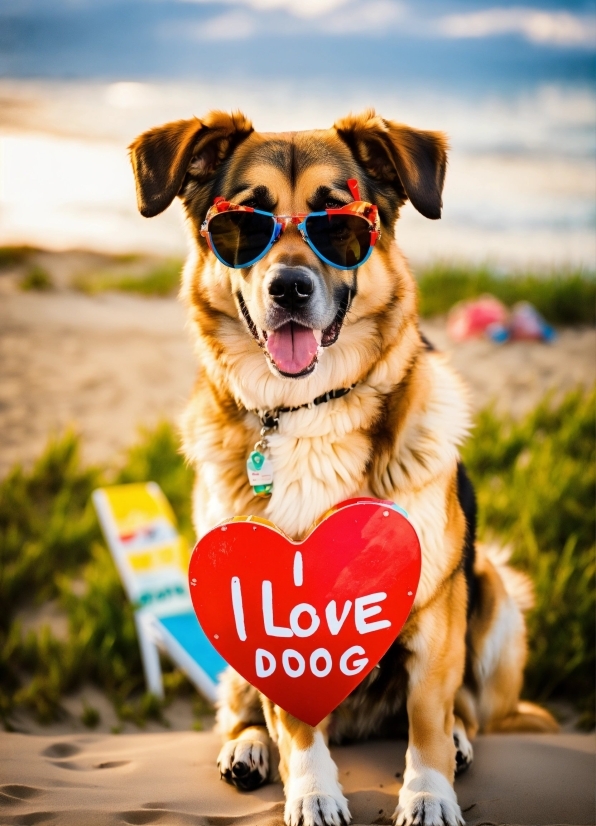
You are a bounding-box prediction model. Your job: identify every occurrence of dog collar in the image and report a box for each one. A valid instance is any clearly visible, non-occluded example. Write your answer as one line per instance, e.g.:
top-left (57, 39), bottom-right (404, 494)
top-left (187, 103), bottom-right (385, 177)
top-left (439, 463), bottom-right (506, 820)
top-left (244, 384), bottom-right (357, 497)
top-left (249, 384), bottom-right (357, 431)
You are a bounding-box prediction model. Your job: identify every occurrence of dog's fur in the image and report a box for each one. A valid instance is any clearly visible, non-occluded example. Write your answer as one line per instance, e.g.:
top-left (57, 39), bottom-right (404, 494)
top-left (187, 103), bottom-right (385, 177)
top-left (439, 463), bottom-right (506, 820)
top-left (130, 110), bottom-right (557, 826)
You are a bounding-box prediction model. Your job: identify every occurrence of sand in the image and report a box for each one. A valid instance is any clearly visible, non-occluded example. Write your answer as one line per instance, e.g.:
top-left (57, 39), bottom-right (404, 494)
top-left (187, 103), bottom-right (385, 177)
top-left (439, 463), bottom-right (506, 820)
top-left (0, 286), bottom-right (195, 478)
top-left (1, 267), bottom-right (594, 478)
top-left (0, 729), bottom-right (594, 826)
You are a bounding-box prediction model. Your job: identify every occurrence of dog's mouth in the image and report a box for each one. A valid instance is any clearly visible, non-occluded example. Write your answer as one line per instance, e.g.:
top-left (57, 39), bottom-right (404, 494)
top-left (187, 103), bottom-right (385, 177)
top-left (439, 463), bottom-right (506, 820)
top-left (237, 293), bottom-right (351, 379)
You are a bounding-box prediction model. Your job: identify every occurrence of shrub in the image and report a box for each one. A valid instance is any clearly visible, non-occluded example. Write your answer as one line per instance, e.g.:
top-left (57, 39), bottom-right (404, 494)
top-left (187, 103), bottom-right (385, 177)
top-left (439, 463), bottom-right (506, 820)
top-left (20, 265), bottom-right (53, 291)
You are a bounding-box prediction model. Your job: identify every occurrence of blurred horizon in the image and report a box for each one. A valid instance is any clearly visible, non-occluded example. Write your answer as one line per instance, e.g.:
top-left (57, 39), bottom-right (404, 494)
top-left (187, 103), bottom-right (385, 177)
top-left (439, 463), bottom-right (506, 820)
top-left (0, 0), bottom-right (595, 268)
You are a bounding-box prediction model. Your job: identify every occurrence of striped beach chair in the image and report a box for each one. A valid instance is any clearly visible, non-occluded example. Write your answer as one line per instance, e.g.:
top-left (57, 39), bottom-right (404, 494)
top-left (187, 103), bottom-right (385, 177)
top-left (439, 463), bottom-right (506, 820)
top-left (92, 482), bottom-right (227, 702)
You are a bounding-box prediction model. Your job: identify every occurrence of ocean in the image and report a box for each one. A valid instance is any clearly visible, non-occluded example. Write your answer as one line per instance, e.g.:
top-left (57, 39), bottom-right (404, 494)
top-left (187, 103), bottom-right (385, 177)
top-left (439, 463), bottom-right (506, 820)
top-left (0, 0), bottom-right (594, 268)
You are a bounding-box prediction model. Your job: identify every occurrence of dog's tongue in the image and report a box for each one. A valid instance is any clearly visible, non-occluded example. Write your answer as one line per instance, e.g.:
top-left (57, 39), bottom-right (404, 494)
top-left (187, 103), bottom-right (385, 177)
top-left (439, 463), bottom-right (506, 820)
top-left (266, 322), bottom-right (318, 375)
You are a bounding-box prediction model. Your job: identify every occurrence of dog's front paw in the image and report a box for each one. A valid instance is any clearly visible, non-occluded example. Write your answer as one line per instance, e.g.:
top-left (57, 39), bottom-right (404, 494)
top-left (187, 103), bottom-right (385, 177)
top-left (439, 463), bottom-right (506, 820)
top-left (393, 787), bottom-right (464, 826)
top-left (393, 791), bottom-right (464, 826)
top-left (393, 760), bottom-right (464, 826)
top-left (217, 737), bottom-right (269, 791)
top-left (285, 792), bottom-right (350, 826)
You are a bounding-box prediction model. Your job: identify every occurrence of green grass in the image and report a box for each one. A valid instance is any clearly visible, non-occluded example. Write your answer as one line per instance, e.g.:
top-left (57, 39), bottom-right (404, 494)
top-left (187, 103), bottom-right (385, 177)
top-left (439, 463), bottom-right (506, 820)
top-left (417, 263), bottom-right (596, 325)
top-left (74, 259), bottom-right (183, 297)
top-left (0, 392), bottom-right (594, 729)
top-left (0, 425), bottom-right (194, 728)
top-left (0, 246), bottom-right (38, 269)
top-left (3, 244), bottom-right (594, 322)
top-left (81, 702), bottom-right (101, 728)
top-left (19, 265), bottom-right (53, 292)
top-left (462, 388), bottom-right (596, 726)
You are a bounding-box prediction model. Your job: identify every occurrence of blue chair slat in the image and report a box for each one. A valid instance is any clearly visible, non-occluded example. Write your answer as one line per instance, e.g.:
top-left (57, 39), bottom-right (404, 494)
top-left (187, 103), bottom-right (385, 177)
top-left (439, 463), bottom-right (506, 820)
top-left (158, 611), bottom-right (228, 684)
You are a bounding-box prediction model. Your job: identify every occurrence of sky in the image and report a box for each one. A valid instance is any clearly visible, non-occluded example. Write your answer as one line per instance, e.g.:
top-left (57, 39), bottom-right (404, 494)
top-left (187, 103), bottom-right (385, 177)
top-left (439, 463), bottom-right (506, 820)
top-left (0, 1), bottom-right (594, 266)
top-left (1, 0), bottom-right (594, 87)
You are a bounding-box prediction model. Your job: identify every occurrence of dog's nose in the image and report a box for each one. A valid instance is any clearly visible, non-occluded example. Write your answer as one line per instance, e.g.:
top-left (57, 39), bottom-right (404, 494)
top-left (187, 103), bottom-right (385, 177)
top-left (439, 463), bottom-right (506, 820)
top-left (268, 268), bottom-right (314, 310)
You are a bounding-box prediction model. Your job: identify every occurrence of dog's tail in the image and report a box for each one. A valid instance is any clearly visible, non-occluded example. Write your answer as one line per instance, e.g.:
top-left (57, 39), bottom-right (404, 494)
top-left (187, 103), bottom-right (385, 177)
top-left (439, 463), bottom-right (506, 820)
top-left (478, 542), bottom-right (559, 734)
top-left (481, 540), bottom-right (535, 612)
top-left (485, 701), bottom-right (559, 733)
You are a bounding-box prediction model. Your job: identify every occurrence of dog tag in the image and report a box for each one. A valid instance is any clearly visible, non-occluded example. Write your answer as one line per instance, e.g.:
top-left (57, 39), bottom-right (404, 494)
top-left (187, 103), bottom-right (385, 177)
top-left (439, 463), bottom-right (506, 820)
top-left (247, 450), bottom-right (273, 496)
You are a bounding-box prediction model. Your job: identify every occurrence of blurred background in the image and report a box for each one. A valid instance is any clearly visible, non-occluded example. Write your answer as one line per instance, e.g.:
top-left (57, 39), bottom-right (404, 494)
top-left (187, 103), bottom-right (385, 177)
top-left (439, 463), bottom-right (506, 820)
top-left (0, 1), bottom-right (594, 736)
top-left (1, 0), bottom-right (595, 265)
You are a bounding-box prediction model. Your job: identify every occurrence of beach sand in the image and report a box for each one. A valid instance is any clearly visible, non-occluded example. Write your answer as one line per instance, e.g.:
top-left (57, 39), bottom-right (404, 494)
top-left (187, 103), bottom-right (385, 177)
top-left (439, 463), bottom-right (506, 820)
top-left (0, 729), bottom-right (594, 826)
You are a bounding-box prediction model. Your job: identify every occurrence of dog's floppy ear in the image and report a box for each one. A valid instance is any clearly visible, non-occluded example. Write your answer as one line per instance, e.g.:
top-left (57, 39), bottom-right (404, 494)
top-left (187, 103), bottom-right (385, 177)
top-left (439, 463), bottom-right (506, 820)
top-left (129, 110), bottom-right (253, 218)
top-left (334, 109), bottom-right (448, 220)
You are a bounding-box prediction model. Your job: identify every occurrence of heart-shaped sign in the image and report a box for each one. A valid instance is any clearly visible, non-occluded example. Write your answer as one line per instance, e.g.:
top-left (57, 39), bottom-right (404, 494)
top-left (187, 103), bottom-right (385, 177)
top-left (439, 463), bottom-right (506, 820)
top-left (189, 498), bottom-right (421, 726)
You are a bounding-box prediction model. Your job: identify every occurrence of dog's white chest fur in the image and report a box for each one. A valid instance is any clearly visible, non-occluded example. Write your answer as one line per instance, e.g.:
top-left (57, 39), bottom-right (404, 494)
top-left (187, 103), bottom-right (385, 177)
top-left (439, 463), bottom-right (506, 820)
top-left (263, 407), bottom-right (372, 538)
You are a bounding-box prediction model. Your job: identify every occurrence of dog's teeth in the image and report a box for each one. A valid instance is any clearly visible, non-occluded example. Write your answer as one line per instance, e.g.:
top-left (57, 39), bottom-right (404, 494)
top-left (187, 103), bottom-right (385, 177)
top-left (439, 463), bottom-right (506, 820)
top-left (313, 330), bottom-right (323, 345)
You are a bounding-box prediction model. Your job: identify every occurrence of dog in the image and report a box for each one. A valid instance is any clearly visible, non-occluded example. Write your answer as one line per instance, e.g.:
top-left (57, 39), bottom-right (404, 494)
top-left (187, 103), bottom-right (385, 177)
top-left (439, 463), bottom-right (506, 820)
top-left (130, 109), bottom-right (557, 826)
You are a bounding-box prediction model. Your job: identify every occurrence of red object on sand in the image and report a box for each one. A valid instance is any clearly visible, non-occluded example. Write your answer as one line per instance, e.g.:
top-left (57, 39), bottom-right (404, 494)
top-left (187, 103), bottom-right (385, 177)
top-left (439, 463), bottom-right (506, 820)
top-left (447, 295), bottom-right (509, 342)
top-left (189, 499), bottom-right (421, 726)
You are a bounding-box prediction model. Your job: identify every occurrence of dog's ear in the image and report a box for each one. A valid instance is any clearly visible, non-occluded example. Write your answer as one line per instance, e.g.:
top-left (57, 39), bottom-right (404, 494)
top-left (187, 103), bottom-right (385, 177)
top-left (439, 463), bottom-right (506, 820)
top-left (334, 109), bottom-right (448, 220)
top-left (129, 110), bottom-right (253, 218)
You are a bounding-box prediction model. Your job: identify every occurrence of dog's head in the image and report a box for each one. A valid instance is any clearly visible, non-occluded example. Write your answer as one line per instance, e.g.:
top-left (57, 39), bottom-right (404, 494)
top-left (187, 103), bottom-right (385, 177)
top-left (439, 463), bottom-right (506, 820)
top-left (130, 110), bottom-right (447, 386)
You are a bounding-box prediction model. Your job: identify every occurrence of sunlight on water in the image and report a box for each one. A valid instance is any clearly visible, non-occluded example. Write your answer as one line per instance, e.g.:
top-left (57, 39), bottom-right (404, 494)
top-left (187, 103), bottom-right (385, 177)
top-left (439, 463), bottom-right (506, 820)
top-left (0, 80), bottom-right (594, 267)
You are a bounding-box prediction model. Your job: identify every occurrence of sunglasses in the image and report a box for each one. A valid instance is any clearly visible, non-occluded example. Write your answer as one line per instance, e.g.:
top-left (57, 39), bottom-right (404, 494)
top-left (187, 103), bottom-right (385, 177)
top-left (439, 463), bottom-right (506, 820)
top-left (200, 179), bottom-right (380, 271)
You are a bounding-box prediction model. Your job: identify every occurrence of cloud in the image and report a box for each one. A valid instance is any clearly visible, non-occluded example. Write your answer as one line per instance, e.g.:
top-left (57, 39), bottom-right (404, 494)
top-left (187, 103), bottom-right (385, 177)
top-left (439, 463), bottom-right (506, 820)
top-left (178, 0), bottom-right (356, 20)
top-left (179, 0), bottom-right (405, 38)
top-left (319, 0), bottom-right (403, 34)
top-left (196, 9), bottom-right (256, 39)
top-left (172, 1), bottom-right (595, 47)
top-left (437, 7), bottom-right (596, 48)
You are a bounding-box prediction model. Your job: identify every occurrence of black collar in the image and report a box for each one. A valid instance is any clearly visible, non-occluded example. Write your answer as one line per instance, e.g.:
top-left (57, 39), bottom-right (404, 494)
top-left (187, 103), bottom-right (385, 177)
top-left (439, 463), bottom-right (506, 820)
top-left (248, 383), bottom-right (357, 430)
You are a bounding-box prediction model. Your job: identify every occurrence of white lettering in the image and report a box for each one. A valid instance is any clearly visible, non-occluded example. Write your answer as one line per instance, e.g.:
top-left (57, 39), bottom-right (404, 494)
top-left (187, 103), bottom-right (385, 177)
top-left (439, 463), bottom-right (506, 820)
top-left (282, 649), bottom-right (305, 678)
top-left (289, 603), bottom-right (320, 638)
top-left (231, 576), bottom-right (246, 641)
top-left (325, 599), bottom-right (352, 635)
top-left (262, 580), bottom-right (293, 637)
top-left (256, 648), bottom-right (276, 677)
top-left (310, 647), bottom-right (332, 678)
top-left (340, 645), bottom-right (369, 676)
top-left (293, 551), bottom-right (303, 586)
top-left (355, 592), bottom-right (391, 634)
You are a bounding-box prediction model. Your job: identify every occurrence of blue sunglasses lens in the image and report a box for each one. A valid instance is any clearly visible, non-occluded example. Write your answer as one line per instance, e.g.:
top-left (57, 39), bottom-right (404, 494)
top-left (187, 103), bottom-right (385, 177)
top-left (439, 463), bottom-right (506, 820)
top-left (209, 211), bottom-right (275, 267)
top-left (305, 213), bottom-right (372, 269)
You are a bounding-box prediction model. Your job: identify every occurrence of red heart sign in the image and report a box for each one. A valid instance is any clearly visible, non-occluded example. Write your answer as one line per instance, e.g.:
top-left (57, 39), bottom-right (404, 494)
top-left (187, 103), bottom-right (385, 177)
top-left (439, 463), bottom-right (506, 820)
top-left (189, 498), bottom-right (421, 726)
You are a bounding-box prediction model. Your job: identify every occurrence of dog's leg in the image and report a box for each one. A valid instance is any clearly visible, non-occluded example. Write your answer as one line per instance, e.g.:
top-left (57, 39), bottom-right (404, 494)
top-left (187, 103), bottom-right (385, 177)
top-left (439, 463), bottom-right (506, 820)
top-left (216, 668), bottom-right (271, 791)
top-left (263, 701), bottom-right (350, 826)
top-left (394, 575), bottom-right (467, 826)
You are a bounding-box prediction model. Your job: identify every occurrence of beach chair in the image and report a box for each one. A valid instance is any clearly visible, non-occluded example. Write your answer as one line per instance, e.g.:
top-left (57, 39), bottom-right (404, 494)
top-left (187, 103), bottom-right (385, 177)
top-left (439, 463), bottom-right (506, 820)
top-left (92, 482), bottom-right (227, 703)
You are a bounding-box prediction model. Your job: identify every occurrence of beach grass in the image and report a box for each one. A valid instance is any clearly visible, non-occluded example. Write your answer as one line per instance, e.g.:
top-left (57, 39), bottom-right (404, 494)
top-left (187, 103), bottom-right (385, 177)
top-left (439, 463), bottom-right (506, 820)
top-left (2, 244), bottom-right (594, 325)
top-left (76, 259), bottom-right (596, 326)
top-left (416, 263), bottom-right (596, 325)
top-left (462, 388), bottom-right (595, 727)
top-left (73, 258), bottom-right (183, 297)
top-left (0, 245), bottom-right (39, 269)
top-left (0, 391), bottom-right (594, 729)
top-left (19, 265), bottom-right (54, 291)
top-left (0, 425), bottom-right (194, 727)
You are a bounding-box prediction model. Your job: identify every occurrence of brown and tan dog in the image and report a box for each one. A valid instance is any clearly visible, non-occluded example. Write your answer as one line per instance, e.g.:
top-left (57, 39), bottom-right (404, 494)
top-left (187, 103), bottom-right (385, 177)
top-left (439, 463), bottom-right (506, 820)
top-left (130, 110), bottom-right (557, 826)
